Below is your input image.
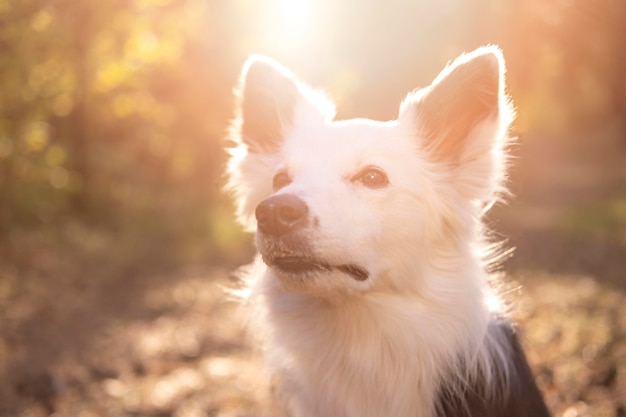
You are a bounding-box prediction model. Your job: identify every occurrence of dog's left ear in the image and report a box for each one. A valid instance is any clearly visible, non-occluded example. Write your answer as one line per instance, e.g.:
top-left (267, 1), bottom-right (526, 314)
top-left (400, 46), bottom-right (514, 203)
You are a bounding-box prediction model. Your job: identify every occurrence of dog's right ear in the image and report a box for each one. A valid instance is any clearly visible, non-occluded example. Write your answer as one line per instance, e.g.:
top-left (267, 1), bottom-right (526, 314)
top-left (234, 56), bottom-right (336, 153)
top-left (234, 56), bottom-right (301, 152)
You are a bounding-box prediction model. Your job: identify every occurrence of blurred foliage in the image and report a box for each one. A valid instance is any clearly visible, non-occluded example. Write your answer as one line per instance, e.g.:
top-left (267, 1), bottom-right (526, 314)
top-left (559, 197), bottom-right (626, 243)
top-left (0, 0), bottom-right (625, 259)
top-left (0, 0), bottom-right (242, 259)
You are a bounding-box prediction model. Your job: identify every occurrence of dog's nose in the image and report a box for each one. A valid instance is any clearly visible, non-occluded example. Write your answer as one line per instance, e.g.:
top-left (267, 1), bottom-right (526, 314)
top-left (255, 194), bottom-right (309, 236)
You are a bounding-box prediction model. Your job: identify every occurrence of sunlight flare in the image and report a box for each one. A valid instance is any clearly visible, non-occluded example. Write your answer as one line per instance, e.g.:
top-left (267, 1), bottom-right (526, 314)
top-left (277, 0), bottom-right (310, 33)
top-left (260, 0), bottom-right (314, 52)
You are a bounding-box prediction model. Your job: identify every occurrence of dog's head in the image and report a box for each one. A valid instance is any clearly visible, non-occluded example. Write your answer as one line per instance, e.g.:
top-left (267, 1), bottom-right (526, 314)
top-left (227, 47), bottom-right (513, 298)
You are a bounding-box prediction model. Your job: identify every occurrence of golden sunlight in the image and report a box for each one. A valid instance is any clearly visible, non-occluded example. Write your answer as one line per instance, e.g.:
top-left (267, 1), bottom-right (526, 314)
top-left (260, 0), bottom-right (315, 52)
top-left (276, 0), bottom-right (310, 33)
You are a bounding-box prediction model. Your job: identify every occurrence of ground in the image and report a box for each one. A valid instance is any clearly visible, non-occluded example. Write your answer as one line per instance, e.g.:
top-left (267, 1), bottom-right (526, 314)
top-left (1, 128), bottom-right (625, 417)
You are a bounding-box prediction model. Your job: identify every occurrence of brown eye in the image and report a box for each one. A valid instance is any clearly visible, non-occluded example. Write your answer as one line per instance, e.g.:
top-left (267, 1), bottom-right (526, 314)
top-left (352, 166), bottom-right (389, 189)
top-left (272, 171), bottom-right (292, 190)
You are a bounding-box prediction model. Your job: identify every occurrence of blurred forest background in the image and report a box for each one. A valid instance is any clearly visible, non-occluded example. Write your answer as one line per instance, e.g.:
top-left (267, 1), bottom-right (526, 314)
top-left (1, 0), bottom-right (625, 416)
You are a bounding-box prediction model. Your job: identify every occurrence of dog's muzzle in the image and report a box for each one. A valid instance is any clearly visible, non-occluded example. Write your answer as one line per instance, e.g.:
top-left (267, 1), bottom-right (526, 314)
top-left (255, 194), bottom-right (369, 281)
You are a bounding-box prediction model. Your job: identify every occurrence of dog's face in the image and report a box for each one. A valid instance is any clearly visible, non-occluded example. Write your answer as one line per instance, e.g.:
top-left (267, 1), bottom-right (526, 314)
top-left (228, 48), bottom-right (513, 298)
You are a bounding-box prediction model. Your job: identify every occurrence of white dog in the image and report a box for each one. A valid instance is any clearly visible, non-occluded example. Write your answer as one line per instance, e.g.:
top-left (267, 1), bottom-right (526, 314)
top-left (226, 46), bottom-right (551, 417)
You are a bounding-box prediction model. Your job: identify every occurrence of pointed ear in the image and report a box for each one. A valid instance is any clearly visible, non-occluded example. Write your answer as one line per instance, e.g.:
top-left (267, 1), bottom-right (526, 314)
top-left (233, 55), bottom-right (301, 152)
top-left (400, 46), bottom-right (514, 203)
top-left (400, 46), bottom-right (512, 162)
top-left (233, 56), bottom-right (335, 153)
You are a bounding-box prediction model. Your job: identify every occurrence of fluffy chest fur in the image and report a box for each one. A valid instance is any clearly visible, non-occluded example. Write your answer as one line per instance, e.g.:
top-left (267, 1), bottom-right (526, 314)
top-left (255, 271), bottom-right (494, 417)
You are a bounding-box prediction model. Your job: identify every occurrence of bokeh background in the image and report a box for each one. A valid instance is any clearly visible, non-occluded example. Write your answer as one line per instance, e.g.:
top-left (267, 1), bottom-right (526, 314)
top-left (0, 1), bottom-right (625, 416)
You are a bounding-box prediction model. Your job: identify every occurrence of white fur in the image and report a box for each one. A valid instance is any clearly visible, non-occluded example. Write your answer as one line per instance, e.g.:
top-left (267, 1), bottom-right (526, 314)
top-left (227, 46), bottom-right (515, 417)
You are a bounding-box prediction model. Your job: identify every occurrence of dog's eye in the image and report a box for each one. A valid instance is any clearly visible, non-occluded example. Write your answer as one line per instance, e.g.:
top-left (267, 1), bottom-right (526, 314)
top-left (272, 171), bottom-right (292, 190)
top-left (352, 166), bottom-right (389, 189)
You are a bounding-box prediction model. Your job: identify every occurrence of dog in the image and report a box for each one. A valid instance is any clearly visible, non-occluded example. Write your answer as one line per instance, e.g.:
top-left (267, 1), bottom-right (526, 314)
top-left (226, 46), bottom-right (551, 417)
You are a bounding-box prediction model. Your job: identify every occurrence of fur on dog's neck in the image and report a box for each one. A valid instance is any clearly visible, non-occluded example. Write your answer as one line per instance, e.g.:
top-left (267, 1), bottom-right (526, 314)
top-left (242, 245), bottom-right (510, 417)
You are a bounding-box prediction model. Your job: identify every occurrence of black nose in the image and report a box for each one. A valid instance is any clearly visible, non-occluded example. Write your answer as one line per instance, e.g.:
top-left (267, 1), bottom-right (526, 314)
top-left (255, 194), bottom-right (309, 236)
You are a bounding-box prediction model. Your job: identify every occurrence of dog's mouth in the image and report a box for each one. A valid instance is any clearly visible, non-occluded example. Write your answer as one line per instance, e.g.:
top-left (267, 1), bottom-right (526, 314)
top-left (265, 255), bottom-right (369, 281)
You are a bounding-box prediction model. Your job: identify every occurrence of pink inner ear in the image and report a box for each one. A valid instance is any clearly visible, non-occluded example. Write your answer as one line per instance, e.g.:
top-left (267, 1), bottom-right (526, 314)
top-left (407, 49), bottom-right (504, 163)
top-left (236, 56), bottom-right (337, 154)
top-left (238, 56), bottom-right (301, 153)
